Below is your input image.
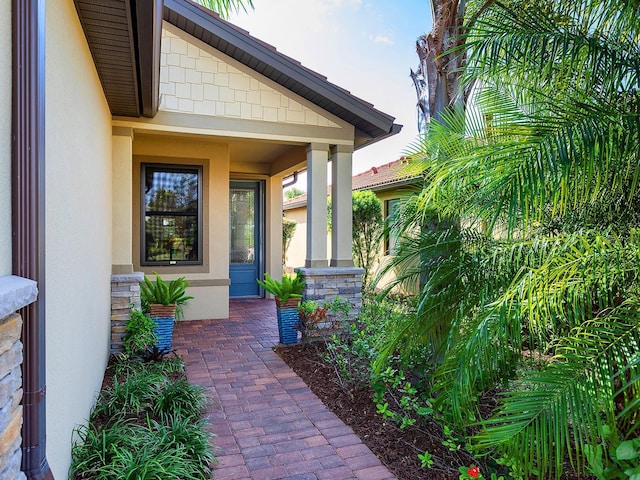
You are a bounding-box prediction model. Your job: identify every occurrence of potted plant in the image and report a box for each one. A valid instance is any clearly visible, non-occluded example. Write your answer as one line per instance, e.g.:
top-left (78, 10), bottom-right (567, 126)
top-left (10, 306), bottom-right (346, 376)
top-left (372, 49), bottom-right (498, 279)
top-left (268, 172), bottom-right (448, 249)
top-left (257, 272), bottom-right (305, 344)
top-left (140, 272), bottom-right (194, 352)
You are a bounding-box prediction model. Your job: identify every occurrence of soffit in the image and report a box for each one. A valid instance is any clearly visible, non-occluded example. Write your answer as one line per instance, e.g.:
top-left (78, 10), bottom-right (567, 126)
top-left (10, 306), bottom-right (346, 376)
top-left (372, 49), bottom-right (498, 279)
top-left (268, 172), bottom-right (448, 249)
top-left (74, 0), bottom-right (162, 118)
top-left (133, 130), bottom-right (302, 165)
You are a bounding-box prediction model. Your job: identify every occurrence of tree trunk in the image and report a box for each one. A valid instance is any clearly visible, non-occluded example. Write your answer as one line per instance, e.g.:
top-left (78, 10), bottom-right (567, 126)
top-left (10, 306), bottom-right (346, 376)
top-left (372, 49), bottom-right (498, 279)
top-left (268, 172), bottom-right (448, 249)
top-left (411, 0), bottom-right (468, 132)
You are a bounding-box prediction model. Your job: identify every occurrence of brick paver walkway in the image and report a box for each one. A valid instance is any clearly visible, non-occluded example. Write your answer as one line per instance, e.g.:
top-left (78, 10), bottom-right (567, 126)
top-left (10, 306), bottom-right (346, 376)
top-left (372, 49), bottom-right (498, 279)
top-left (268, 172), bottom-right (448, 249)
top-left (173, 298), bottom-right (397, 480)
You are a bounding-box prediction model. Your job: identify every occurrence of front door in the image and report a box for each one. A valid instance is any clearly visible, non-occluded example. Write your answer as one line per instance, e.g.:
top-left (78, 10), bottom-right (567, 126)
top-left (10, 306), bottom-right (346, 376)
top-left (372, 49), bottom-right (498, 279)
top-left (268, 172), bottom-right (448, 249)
top-left (229, 181), bottom-right (263, 297)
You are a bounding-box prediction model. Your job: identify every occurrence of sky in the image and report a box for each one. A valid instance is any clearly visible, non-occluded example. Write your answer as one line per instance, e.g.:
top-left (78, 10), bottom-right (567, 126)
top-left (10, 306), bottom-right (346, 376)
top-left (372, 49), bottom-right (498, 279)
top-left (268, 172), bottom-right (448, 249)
top-left (228, 0), bottom-right (433, 176)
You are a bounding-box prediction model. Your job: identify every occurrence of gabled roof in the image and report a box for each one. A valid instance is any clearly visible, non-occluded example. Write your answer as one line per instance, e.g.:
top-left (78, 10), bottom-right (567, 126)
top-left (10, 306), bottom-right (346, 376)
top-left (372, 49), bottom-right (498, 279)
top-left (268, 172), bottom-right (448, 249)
top-left (75, 0), bottom-right (401, 148)
top-left (163, 0), bottom-right (401, 148)
top-left (283, 158), bottom-right (421, 210)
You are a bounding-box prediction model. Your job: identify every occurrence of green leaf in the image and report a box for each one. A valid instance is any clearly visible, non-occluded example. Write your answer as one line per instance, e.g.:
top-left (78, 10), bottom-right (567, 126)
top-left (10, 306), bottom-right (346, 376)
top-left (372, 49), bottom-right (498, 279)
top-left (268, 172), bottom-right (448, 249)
top-left (616, 440), bottom-right (639, 461)
top-left (625, 468), bottom-right (640, 480)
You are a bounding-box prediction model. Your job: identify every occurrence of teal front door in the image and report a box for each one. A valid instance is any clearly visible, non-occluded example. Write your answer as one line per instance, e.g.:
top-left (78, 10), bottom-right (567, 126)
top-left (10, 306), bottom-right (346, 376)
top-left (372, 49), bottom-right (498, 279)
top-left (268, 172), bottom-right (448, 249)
top-left (229, 181), bottom-right (263, 297)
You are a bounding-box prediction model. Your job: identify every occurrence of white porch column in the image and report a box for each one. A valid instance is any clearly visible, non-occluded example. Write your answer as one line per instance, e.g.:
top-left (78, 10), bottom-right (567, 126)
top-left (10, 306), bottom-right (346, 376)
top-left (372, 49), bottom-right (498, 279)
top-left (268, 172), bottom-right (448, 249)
top-left (330, 145), bottom-right (354, 267)
top-left (111, 127), bottom-right (134, 274)
top-left (305, 143), bottom-right (329, 268)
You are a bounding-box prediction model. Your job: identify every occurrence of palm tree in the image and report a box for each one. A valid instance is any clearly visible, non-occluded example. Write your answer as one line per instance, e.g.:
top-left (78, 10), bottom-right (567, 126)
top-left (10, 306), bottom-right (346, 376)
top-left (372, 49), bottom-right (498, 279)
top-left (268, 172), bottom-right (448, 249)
top-left (411, 0), bottom-right (468, 132)
top-left (380, 0), bottom-right (640, 477)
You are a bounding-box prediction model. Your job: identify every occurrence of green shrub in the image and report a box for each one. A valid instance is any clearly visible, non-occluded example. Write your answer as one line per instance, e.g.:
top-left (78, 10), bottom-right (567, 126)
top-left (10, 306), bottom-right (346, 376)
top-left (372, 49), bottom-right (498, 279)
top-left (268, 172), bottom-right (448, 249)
top-left (123, 309), bottom-right (157, 358)
top-left (91, 372), bottom-right (164, 419)
top-left (320, 294), bottom-right (412, 391)
top-left (72, 358), bottom-right (215, 480)
top-left (153, 379), bottom-right (207, 421)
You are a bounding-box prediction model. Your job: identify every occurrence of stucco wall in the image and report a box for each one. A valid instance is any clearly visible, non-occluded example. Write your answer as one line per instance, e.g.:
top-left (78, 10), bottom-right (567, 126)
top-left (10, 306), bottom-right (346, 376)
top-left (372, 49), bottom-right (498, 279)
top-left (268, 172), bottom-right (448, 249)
top-left (283, 205), bottom-right (310, 270)
top-left (132, 136), bottom-right (231, 320)
top-left (45, 1), bottom-right (113, 477)
top-left (0, 1), bottom-right (11, 276)
top-left (265, 176), bottom-right (283, 283)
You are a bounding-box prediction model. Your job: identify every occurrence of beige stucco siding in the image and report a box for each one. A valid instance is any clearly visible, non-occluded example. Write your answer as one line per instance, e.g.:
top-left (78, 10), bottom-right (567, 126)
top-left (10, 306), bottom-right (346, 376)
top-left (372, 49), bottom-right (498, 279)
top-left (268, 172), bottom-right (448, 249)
top-left (266, 176), bottom-right (284, 282)
top-left (160, 23), bottom-right (341, 128)
top-left (373, 190), bottom-right (404, 291)
top-left (45, 1), bottom-right (113, 477)
top-left (132, 136), bottom-right (231, 319)
top-left (283, 206), bottom-right (307, 270)
top-left (112, 130), bottom-right (134, 268)
top-left (0, 2), bottom-right (11, 276)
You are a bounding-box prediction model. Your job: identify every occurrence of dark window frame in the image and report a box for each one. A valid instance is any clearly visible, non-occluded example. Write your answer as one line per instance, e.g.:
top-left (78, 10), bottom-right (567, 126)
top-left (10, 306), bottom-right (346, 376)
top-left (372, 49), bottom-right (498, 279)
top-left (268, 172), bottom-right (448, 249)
top-left (140, 163), bottom-right (203, 266)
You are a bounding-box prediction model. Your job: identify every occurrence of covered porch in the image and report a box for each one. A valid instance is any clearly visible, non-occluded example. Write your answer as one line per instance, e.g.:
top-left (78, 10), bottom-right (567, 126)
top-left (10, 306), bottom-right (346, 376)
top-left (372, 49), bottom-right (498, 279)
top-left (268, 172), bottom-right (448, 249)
top-left (101, 1), bottom-right (401, 320)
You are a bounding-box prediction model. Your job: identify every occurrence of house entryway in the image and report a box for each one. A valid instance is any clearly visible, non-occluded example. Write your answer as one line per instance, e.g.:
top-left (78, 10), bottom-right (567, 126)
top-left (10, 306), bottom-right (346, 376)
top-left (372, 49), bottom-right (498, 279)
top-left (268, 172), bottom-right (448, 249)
top-left (229, 181), bottom-right (264, 297)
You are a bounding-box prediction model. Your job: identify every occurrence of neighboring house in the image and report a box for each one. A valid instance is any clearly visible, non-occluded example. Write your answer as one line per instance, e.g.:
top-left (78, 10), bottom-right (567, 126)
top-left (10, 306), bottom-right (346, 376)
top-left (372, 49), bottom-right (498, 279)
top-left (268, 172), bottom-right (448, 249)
top-left (283, 158), bottom-right (421, 288)
top-left (0, 1), bottom-right (399, 478)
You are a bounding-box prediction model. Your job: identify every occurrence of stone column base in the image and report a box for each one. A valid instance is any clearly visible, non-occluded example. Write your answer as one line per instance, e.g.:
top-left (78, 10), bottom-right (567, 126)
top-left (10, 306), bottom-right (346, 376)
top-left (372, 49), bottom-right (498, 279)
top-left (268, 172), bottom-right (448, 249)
top-left (0, 275), bottom-right (38, 480)
top-left (110, 272), bottom-right (144, 354)
top-left (296, 267), bottom-right (364, 341)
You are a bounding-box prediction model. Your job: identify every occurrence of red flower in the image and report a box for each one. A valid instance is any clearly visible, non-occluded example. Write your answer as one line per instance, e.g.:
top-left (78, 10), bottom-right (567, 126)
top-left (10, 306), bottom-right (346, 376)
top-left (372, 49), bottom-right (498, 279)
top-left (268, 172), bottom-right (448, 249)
top-left (467, 465), bottom-right (480, 479)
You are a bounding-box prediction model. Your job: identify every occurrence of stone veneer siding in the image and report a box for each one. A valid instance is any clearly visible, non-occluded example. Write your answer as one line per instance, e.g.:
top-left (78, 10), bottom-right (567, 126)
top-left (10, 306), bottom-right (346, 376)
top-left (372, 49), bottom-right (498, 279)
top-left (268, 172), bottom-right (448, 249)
top-left (0, 275), bottom-right (38, 480)
top-left (296, 267), bottom-right (364, 339)
top-left (110, 272), bottom-right (144, 354)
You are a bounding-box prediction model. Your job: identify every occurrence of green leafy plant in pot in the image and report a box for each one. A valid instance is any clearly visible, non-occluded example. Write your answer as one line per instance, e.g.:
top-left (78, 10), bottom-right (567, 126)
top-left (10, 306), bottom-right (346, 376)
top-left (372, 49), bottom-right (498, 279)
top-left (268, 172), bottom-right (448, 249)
top-left (257, 272), bottom-right (305, 344)
top-left (140, 272), bottom-right (194, 352)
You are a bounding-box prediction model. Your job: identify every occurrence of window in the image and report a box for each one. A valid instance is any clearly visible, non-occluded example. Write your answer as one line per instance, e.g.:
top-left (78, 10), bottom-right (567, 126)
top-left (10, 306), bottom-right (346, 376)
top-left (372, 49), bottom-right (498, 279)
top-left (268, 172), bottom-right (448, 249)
top-left (141, 164), bottom-right (202, 265)
top-left (385, 198), bottom-right (401, 255)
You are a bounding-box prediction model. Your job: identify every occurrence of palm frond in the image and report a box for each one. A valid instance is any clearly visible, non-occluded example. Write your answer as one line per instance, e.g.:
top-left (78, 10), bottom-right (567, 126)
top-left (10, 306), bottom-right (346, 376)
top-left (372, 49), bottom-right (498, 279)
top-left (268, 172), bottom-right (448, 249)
top-left (473, 302), bottom-right (640, 479)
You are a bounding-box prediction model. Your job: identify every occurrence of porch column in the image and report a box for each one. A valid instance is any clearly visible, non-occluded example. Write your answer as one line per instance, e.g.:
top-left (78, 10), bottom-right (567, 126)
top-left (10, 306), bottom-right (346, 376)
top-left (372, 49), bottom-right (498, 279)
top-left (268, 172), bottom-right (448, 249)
top-left (305, 143), bottom-right (329, 268)
top-left (330, 145), bottom-right (354, 267)
top-left (111, 127), bottom-right (134, 274)
top-left (266, 175), bottom-right (283, 281)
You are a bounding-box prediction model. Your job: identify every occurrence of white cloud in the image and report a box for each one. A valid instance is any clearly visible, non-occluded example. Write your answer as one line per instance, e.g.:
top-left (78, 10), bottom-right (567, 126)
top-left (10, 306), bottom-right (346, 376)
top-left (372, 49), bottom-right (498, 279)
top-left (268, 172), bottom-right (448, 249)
top-left (369, 34), bottom-right (394, 45)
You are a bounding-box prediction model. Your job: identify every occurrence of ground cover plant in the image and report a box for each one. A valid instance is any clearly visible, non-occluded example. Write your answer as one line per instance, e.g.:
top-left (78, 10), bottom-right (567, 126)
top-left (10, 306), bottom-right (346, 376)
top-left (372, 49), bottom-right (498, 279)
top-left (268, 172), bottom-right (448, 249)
top-left (69, 356), bottom-right (215, 480)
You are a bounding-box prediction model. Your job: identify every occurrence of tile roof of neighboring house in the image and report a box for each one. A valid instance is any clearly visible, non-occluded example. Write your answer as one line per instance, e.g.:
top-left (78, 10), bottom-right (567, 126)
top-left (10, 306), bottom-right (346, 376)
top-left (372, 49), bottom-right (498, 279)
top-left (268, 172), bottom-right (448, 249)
top-left (74, 0), bottom-right (401, 148)
top-left (283, 157), bottom-right (421, 210)
top-left (351, 157), bottom-right (416, 190)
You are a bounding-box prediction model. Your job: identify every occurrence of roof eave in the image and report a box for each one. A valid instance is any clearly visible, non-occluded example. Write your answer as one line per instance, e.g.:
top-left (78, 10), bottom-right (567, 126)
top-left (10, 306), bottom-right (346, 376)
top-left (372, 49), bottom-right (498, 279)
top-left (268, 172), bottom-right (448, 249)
top-left (134, 0), bottom-right (163, 118)
top-left (354, 123), bottom-right (403, 151)
top-left (355, 176), bottom-right (422, 192)
top-left (75, 0), bottom-right (161, 118)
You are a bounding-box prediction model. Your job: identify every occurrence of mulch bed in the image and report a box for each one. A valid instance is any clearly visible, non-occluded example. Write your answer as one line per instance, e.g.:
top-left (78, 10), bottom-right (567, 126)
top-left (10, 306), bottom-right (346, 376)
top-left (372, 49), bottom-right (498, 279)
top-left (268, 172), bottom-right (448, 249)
top-left (276, 342), bottom-right (592, 480)
top-left (275, 342), bottom-right (474, 480)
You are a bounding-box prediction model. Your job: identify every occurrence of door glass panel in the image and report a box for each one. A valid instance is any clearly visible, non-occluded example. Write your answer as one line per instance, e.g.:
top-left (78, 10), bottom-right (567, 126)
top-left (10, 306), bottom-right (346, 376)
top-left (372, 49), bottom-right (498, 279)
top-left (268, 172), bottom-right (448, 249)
top-left (230, 188), bottom-right (255, 265)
